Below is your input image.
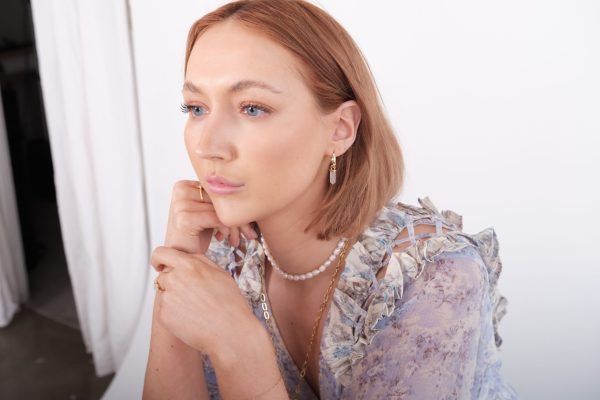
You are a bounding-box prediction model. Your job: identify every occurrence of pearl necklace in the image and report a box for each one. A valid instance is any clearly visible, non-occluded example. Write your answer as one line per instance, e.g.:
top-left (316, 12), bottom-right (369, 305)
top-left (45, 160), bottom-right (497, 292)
top-left (260, 236), bottom-right (348, 281)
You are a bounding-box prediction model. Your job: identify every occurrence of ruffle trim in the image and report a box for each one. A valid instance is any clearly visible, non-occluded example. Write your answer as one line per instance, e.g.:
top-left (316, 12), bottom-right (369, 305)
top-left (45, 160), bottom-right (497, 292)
top-left (208, 196), bottom-right (510, 388)
top-left (321, 196), bottom-right (510, 387)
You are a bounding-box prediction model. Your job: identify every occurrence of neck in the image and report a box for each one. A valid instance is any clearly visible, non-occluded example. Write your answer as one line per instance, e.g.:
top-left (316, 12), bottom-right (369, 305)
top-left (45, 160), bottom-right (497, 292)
top-left (255, 188), bottom-right (345, 277)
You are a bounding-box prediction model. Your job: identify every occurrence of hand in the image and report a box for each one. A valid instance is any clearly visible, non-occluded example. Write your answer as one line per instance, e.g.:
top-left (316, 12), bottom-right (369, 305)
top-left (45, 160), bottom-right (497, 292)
top-left (150, 246), bottom-right (260, 354)
top-left (163, 180), bottom-right (257, 258)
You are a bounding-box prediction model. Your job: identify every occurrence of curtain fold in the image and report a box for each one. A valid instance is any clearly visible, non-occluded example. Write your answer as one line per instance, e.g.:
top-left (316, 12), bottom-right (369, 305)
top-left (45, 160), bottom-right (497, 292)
top-left (0, 91), bottom-right (29, 328)
top-left (30, 0), bottom-right (150, 376)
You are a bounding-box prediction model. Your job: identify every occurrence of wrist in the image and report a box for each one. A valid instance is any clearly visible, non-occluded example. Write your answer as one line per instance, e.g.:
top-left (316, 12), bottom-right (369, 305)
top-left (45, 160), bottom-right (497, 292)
top-left (208, 317), bottom-right (272, 371)
top-left (205, 317), bottom-right (287, 399)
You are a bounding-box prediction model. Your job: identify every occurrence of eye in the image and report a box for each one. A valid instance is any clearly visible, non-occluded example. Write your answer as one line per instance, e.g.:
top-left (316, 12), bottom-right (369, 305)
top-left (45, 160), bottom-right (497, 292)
top-left (241, 103), bottom-right (271, 118)
top-left (180, 103), bottom-right (207, 117)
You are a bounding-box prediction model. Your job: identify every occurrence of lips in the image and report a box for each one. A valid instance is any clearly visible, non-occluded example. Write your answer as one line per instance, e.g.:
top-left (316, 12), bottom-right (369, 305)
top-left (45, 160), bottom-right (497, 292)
top-left (206, 175), bottom-right (244, 187)
top-left (205, 175), bottom-right (244, 195)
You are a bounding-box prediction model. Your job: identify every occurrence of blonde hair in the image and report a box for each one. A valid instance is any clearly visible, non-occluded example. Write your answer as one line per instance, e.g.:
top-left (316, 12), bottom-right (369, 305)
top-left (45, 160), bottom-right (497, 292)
top-left (185, 0), bottom-right (404, 240)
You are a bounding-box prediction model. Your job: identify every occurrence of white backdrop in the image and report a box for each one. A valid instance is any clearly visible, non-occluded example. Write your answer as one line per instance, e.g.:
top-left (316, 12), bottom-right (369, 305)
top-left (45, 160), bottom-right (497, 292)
top-left (104, 1), bottom-right (600, 399)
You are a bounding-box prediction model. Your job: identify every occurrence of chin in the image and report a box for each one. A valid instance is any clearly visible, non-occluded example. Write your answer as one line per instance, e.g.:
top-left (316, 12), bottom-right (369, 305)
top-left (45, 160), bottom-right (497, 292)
top-left (212, 199), bottom-right (253, 227)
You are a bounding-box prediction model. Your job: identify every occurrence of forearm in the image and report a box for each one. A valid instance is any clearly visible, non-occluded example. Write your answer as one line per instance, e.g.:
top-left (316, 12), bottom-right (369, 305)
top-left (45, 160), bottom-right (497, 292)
top-left (143, 293), bottom-right (209, 400)
top-left (208, 319), bottom-right (289, 399)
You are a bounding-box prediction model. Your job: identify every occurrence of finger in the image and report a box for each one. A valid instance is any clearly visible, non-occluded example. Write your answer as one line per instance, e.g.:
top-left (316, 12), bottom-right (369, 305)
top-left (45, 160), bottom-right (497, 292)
top-left (153, 263), bottom-right (164, 272)
top-left (173, 180), bottom-right (212, 204)
top-left (240, 224), bottom-right (258, 240)
top-left (175, 210), bottom-right (231, 237)
top-left (171, 200), bottom-right (233, 242)
top-left (173, 199), bottom-right (214, 213)
top-left (150, 246), bottom-right (195, 272)
top-left (152, 261), bottom-right (174, 273)
top-left (154, 271), bottom-right (174, 297)
top-left (215, 226), bottom-right (231, 242)
top-left (188, 179), bottom-right (213, 204)
top-left (151, 247), bottom-right (216, 281)
top-left (229, 227), bottom-right (240, 248)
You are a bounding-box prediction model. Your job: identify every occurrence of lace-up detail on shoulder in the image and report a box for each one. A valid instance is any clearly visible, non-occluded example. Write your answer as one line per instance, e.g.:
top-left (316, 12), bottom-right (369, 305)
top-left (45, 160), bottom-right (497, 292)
top-left (320, 196), bottom-right (513, 396)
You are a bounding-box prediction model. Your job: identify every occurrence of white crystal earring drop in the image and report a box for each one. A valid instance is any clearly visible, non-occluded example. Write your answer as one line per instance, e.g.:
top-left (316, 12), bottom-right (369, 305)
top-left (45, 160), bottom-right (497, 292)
top-left (329, 152), bottom-right (337, 185)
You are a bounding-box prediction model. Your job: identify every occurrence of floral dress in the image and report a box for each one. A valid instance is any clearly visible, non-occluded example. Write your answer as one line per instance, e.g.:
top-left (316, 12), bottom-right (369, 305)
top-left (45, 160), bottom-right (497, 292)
top-left (202, 196), bottom-right (519, 399)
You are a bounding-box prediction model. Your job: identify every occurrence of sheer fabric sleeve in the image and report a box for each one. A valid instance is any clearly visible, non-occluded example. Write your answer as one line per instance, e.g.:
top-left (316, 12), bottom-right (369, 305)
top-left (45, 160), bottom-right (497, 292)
top-left (344, 248), bottom-right (489, 399)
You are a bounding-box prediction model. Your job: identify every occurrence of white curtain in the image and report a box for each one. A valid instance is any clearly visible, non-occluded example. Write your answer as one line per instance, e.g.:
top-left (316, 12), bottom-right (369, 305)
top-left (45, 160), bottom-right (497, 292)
top-left (0, 91), bottom-right (29, 328)
top-left (31, 0), bottom-right (150, 376)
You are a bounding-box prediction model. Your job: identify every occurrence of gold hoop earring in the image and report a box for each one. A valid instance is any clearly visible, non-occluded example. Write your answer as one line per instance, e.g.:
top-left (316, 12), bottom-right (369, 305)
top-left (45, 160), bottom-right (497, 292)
top-left (329, 152), bottom-right (337, 185)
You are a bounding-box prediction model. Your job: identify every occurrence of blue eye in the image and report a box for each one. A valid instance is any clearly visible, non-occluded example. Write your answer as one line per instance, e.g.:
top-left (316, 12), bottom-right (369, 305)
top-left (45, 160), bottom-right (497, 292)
top-left (180, 102), bottom-right (271, 119)
top-left (180, 103), bottom-right (206, 117)
top-left (241, 103), bottom-right (270, 118)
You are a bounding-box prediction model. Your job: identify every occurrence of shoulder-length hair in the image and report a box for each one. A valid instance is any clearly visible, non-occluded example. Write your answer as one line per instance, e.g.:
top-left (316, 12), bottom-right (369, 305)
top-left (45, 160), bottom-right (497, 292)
top-left (184, 0), bottom-right (404, 241)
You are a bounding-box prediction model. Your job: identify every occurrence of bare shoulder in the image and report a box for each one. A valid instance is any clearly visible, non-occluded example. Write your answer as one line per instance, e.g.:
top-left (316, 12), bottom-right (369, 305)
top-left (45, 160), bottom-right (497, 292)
top-left (391, 224), bottom-right (452, 253)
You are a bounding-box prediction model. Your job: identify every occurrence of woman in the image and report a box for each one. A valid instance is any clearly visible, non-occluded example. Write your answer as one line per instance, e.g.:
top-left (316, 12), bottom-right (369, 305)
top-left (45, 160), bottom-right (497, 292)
top-left (143, 1), bottom-right (519, 399)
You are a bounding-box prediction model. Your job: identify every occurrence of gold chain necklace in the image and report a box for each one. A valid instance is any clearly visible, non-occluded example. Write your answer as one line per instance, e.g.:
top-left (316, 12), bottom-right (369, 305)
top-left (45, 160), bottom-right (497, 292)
top-left (258, 239), bottom-right (350, 400)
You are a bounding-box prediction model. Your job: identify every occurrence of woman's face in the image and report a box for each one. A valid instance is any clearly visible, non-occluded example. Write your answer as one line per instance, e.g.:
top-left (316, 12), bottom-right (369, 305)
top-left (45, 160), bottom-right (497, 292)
top-left (183, 20), bottom-right (337, 228)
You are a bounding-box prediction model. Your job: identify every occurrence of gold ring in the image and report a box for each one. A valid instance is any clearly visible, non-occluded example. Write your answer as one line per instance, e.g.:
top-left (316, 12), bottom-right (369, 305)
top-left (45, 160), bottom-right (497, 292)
top-left (197, 184), bottom-right (204, 201)
top-left (154, 277), bottom-right (166, 292)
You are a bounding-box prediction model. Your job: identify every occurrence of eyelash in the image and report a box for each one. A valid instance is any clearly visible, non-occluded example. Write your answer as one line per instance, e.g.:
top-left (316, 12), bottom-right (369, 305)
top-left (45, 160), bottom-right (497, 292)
top-left (180, 102), bottom-right (272, 118)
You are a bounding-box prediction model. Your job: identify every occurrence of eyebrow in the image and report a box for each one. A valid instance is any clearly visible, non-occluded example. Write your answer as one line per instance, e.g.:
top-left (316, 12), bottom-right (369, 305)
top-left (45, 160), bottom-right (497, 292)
top-left (182, 80), bottom-right (283, 95)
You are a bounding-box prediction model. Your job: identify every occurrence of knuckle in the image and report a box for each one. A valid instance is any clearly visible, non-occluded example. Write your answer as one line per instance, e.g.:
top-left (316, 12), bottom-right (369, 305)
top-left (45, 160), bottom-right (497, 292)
top-left (150, 247), bottom-right (160, 262)
top-left (174, 180), bottom-right (187, 189)
top-left (152, 245), bottom-right (166, 255)
top-left (151, 246), bottom-right (170, 262)
top-left (172, 181), bottom-right (188, 198)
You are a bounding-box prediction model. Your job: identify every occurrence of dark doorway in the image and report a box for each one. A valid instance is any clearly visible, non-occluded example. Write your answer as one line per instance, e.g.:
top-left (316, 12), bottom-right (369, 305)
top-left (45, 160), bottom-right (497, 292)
top-left (0, 0), bottom-right (76, 329)
top-left (0, 0), bottom-right (114, 397)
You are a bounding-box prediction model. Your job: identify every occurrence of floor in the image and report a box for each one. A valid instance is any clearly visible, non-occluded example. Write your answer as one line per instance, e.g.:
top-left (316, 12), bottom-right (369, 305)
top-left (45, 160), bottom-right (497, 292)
top-left (0, 307), bottom-right (114, 400)
top-left (23, 199), bottom-right (80, 330)
top-left (0, 198), bottom-right (115, 399)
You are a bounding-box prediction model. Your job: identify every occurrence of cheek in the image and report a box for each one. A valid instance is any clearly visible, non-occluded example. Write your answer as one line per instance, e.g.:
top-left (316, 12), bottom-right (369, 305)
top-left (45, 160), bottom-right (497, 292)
top-left (249, 126), bottom-right (324, 195)
top-left (194, 110), bottom-right (326, 226)
top-left (183, 125), bottom-right (195, 158)
top-left (183, 125), bottom-right (202, 175)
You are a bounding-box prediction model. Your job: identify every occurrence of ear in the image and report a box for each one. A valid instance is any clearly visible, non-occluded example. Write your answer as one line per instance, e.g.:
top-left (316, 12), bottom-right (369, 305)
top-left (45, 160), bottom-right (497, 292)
top-left (329, 100), bottom-right (361, 156)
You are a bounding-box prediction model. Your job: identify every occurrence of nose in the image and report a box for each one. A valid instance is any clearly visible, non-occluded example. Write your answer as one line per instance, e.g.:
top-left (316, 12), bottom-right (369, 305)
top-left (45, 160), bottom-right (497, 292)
top-left (192, 110), bottom-right (235, 162)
